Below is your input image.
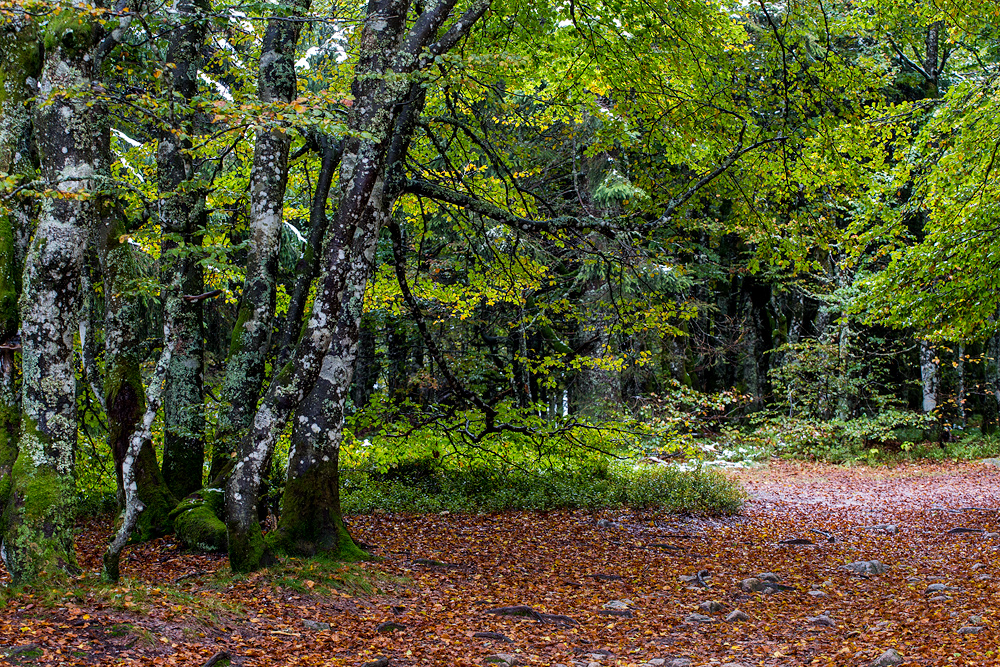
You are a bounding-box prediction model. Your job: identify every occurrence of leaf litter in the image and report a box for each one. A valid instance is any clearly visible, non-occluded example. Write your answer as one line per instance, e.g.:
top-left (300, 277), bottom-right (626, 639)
top-left (1, 460), bottom-right (999, 665)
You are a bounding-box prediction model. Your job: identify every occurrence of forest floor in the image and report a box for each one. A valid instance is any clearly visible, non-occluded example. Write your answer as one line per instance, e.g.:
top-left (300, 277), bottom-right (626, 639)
top-left (2, 460), bottom-right (1000, 666)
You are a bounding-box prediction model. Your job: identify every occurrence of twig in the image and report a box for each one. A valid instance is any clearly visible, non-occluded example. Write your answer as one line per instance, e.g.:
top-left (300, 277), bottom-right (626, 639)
top-left (203, 651), bottom-right (230, 667)
top-left (182, 289), bottom-right (223, 303)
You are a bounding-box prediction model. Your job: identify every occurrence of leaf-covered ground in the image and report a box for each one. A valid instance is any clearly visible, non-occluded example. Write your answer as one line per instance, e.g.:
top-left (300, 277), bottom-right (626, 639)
top-left (2, 460), bottom-right (1000, 666)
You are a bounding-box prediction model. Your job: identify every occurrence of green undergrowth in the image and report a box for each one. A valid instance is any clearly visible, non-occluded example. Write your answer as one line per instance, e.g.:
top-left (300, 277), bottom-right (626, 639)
top-left (341, 459), bottom-right (745, 515)
top-left (718, 413), bottom-right (1000, 465)
top-left (260, 556), bottom-right (398, 597)
top-left (0, 573), bottom-right (242, 626)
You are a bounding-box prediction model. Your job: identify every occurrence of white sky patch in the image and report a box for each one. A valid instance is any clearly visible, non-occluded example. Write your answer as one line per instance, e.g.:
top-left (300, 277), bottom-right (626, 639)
top-left (557, 19), bottom-right (573, 27)
top-left (214, 36), bottom-right (247, 70)
top-left (112, 149), bottom-right (145, 183)
top-left (284, 220), bottom-right (307, 244)
top-left (112, 128), bottom-right (142, 148)
top-left (199, 72), bottom-right (233, 101)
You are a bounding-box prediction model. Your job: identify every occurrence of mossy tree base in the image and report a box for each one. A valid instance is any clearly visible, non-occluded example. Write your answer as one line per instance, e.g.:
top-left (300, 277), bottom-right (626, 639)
top-left (2, 456), bottom-right (79, 584)
top-left (269, 458), bottom-right (369, 562)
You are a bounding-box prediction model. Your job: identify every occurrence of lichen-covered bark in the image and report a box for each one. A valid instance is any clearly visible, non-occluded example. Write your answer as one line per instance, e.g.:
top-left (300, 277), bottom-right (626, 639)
top-left (102, 316), bottom-right (175, 582)
top-left (270, 224), bottom-right (379, 559)
top-left (275, 134), bottom-right (342, 368)
top-left (3, 8), bottom-right (102, 583)
top-left (158, 0), bottom-right (210, 498)
top-left (211, 0), bottom-right (314, 479)
top-left (101, 226), bottom-right (177, 540)
top-left (0, 16), bottom-right (38, 531)
top-left (226, 0), bottom-right (491, 572)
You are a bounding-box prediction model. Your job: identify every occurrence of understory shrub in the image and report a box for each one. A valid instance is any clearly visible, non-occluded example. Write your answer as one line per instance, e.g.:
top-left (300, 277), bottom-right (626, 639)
top-left (341, 458), bottom-right (745, 515)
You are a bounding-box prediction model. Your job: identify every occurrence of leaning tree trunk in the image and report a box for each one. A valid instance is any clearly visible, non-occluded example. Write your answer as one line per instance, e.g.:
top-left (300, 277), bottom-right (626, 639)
top-left (101, 224), bottom-right (178, 540)
top-left (224, 0), bottom-right (492, 572)
top-left (0, 16), bottom-right (39, 529)
top-left (211, 0), bottom-right (313, 480)
top-left (3, 10), bottom-right (103, 583)
top-left (158, 0), bottom-right (210, 498)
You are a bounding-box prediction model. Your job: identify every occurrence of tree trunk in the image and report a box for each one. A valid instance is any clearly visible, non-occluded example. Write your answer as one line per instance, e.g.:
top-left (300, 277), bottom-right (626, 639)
top-left (101, 226), bottom-right (178, 540)
top-left (211, 0), bottom-right (313, 479)
top-left (920, 339), bottom-right (938, 414)
top-left (158, 0), bottom-right (210, 498)
top-left (225, 0), bottom-right (492, 572)
top-left (3, 12), bottom-right (102, 583)
top-left (0, 16), bottom-right (39, 535)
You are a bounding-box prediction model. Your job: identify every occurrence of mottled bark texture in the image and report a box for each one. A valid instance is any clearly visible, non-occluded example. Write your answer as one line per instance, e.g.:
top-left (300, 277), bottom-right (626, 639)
top-left (102, 318), bottom-right (175, 582)
top-left (2, 9), bottom-right (102, 583)
top-left (0, 16), bottom-right (39, 532)
top-left (101, 226), bottom-right (177, 540)
top-left (211, 0), bottom-right (313, 480)
top-left (158, 0), bottom-right (210, 498)
top-left (275, 133), bottom-right (342, 368)
top-left (226, 0), bottom-right (492, 572)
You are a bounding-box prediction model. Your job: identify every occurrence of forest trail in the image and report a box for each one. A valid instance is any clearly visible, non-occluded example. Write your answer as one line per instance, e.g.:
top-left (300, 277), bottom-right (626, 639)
top-left (2, 461), bottom-right (999, 666)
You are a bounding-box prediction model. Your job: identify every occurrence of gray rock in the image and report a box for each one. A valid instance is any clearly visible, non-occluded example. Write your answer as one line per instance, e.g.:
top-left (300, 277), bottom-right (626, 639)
top-left (739, 577), bottom-right (768, 593)
top-left (755, 572), bottom-right (780, 582)
top-left (984, 532), bottom-right (1000, 539)
top-left (808, 590), bottom-right (827, 597)
top-left (668, 660), bottom-right (692, 667)
top-left (871, 649), bottom-right (903, 666)
top-left (957, 626), bottom-right (983, 634)
top-left (603, 599), bottom-right (634, 610)
top-left (697, 600), bottom-right (723, 613)
top-left (980, 458), bottom-right (1000, 467)
top-left (645, 660), bottom-right (666, 667)
top-left (924, 583), bottom-right (959, 594)
top-left (596, 519), bottom-right (619, 529)
top-left (361, 658), bottom-right (389, 667)
top-left (808, 614), bottom-right (835, 627)
top-left (969, 615), bottom-right (983, 624)
top-left (685, 613), bottom-right (715, 623)
top-left (843, 560), bottom-right (889, 575)
top-left (929, 595), bottom-right (950, 602)
top-left (720, 663), bottom-right (750, 667)
top-left (484, 654), bottom-right (522, 666)
top-left (978, 574), bottom-right (993, 580)
top-left (725, 610), bottom-right (749, 622)
top-left (302, 619), bottom-right (330, 631)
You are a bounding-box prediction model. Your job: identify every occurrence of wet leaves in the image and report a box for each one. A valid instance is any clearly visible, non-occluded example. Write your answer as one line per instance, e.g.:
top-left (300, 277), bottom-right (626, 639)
top-left (1, 460), bottom-right (999, 665)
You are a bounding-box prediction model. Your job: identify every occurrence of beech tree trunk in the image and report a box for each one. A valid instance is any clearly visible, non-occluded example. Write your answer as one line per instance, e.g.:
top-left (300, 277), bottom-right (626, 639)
top-left (158, 0), bottom-right (210, 498)
top-left (211, 0), bottom-right (313, 479)
top-left (101, 225), bottom-right (177, 540)
top-left (224, 0), bottom-right (492, 572)
top-left (920, 339), bottom-right (938, 414)
top-left (3, 11), bottom-right (102, 583)
top-left (0, 16), bottom-right (39, 529)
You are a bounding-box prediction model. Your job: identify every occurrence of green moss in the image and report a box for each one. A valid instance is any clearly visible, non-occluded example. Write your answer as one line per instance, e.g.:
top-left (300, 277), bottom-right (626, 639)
top-left (173, 504), bottom-right (227, 552)
top-left (228, 520), bottom-right (267, 573)
top-left (42, 10), bottom-right (94, 59)
top-left (227, 307), bottom-right (252, 357)
top-left (3, 448), bottom-right (79, 584)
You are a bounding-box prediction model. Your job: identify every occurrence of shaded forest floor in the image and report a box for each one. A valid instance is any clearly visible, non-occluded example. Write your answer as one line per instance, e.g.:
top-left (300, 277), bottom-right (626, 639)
top-left (2, 460), bottom-right (1000, 666)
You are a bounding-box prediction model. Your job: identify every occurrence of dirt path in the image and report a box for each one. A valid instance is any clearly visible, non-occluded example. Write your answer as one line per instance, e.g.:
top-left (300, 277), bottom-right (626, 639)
top-left (1, 461), bottom-right (998, 666)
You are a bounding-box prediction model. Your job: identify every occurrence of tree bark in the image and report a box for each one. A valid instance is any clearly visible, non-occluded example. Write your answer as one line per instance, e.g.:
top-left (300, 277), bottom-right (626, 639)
top-left (920, 339), bottom-right (938, 414)
top-left (157, 0), bottom-right (210, 498)
top-left (211, 0), bottom-right (313, 479)
top-left (0, 16), bottom-right (39, 539)
top-left (3, 10), bottom-right (102, 583)
top-left (225, 0), bottom-right (492, 572)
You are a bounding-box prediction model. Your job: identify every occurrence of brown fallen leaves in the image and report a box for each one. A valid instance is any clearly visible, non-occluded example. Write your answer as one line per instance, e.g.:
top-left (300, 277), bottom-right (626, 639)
top-left (1, 459), bottom-right (999, 666)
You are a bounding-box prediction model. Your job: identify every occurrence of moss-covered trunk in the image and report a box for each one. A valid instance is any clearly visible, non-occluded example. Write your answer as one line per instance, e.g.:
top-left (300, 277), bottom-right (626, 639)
top-left (3, 8), bottom-right (102, 583)
top-left (101, 228), bottom-right (178, 541)
top-left (158, 0), bottom-right (210, 498)
top-left (0, 16), bottom-right (39, 530)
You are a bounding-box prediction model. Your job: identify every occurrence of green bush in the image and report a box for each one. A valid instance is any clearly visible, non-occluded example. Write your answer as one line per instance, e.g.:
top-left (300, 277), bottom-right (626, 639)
top-left (341, 457), bottom-right (745, 516)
